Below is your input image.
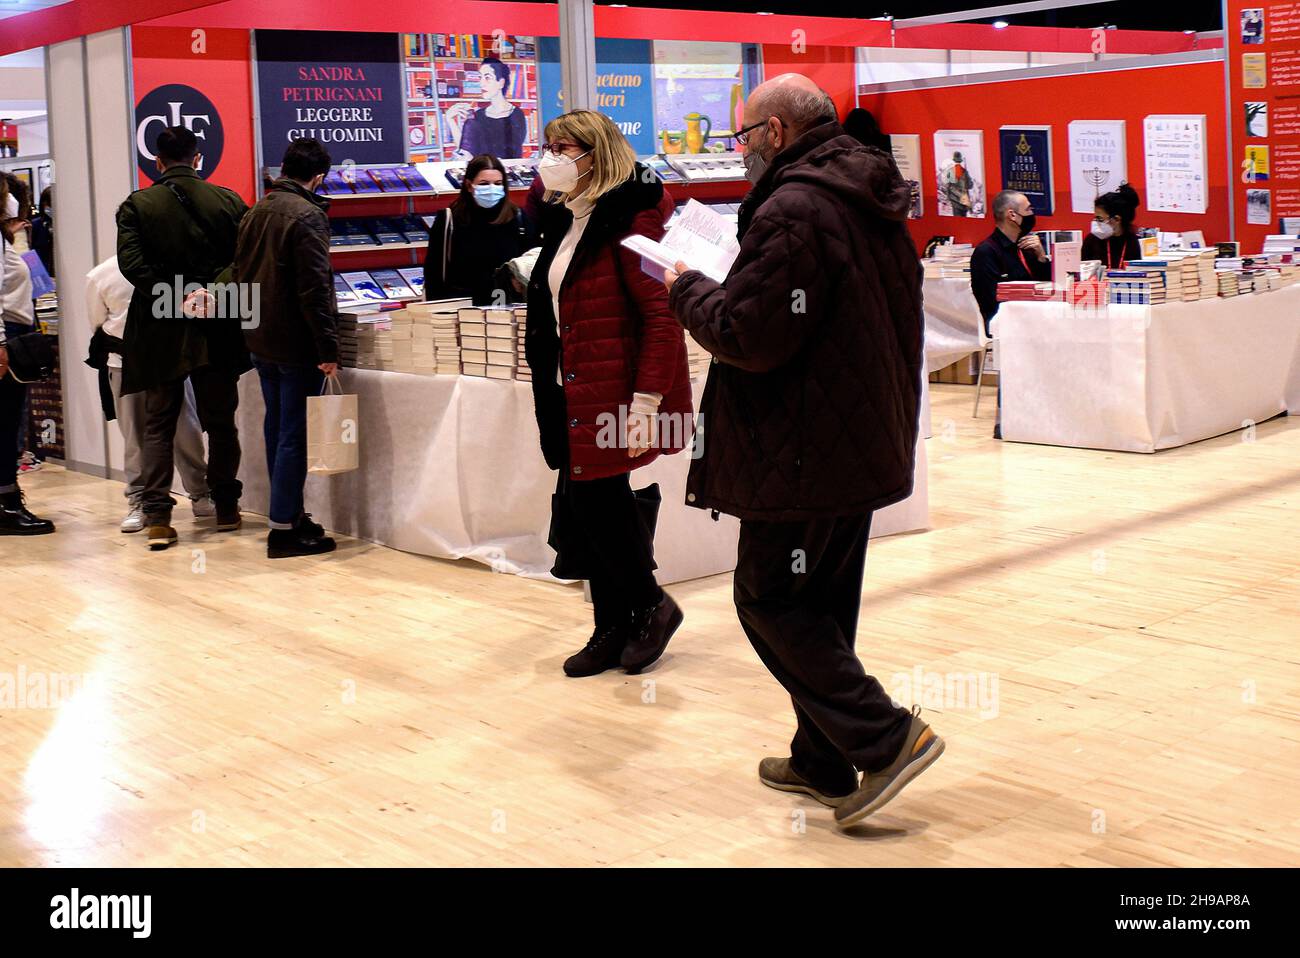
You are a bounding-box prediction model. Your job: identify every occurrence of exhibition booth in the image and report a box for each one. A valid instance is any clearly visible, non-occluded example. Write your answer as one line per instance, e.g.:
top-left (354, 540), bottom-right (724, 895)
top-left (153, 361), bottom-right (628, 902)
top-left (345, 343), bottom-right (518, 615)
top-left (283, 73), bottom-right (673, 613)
top-left (1, 0), bottom-right (1298, 571)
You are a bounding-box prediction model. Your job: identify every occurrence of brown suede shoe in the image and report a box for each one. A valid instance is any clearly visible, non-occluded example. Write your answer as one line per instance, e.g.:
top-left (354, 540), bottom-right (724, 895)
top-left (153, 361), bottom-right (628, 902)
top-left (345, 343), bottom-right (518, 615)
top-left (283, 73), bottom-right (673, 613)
top-left (834, 706), bottom-right (945, 827)
top-left (759, 757), bottom-right (855, 808)
top-left (146, 524), bottom-right (178, 551)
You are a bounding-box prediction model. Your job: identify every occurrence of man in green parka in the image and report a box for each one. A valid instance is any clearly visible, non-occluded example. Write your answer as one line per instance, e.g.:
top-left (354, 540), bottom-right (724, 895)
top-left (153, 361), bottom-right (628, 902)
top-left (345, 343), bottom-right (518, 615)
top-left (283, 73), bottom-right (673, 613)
top-left (116, 126), bottom-right (250, 550)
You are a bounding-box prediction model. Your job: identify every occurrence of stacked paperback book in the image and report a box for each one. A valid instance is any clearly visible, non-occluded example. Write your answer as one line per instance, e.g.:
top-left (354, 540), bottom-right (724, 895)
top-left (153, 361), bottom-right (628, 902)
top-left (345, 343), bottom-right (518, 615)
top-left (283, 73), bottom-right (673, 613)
top-left (924, 243), bottom-right (974, 280)
top-left (515, 311), bottom-right (530, 383)
top-left (995, 281), bottom-right (1058, 303)
top-left (1107, 269), bottom-right (1167, 306)
top-left (459, 306), bottom-right (522, 380)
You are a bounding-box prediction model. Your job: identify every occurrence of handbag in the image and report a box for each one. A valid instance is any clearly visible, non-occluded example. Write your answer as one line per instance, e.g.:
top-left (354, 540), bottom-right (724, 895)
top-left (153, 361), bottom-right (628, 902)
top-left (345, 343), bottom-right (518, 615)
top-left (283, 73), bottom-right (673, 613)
top-left (4, 327), bottom-right (56, 383)
top-left (306, 375), bottom-right (360, 475)
top-left (548, 477), bottom-right (661, 580)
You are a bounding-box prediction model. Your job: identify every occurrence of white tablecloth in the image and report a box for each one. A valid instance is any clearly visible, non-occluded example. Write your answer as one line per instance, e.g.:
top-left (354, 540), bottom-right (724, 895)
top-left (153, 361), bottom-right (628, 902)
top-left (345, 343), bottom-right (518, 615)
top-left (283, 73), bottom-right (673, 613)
top-left (994, 285), bottom-right (1300, 453)
top-left (235, 372), bottom-right (929, 582)
top-left (923, 276), bottom-right (987, 373)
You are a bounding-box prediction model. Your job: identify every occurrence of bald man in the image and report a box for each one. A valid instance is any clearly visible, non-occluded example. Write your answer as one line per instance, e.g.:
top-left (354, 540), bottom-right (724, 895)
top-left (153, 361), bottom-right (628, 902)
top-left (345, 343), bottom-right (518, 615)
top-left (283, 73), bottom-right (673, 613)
top-left (666, 73), bottom-right (943, 828)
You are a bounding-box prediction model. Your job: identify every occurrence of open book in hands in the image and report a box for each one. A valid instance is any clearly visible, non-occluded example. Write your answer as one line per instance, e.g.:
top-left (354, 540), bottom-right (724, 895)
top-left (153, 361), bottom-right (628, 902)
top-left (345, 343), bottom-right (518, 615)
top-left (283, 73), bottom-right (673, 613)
top-left (621, 199), bottom-right (740, 284)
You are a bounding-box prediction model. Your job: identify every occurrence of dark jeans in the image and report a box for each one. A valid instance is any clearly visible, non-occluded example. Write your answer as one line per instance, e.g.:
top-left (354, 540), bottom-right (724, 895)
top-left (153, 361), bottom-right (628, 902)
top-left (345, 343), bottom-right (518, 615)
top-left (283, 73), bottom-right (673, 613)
top-left (254, 358), bottom-right (322, 528)
top-left (734, 512), bottom-right (911, 792)
top-left (0, 367), bottom-right (24, 493)
top-left (139, 366), bottom-right (243, 524)
top-left (559, 471), bottom-right (662, 628)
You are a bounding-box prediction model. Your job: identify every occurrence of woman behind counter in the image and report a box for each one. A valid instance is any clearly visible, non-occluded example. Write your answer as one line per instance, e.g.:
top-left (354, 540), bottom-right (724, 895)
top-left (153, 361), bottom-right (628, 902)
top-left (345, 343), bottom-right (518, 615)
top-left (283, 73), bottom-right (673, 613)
top-left (423, 153), bottom-right (535, 305)
top-left (1083, 183), bottom-right (1143, 269)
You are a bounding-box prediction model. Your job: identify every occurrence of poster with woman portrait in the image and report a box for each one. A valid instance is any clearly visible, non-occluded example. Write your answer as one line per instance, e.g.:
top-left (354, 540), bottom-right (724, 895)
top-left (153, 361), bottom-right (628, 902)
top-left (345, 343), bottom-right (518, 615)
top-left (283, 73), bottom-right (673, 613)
top-left (934, 130), bottom-right (986, 217)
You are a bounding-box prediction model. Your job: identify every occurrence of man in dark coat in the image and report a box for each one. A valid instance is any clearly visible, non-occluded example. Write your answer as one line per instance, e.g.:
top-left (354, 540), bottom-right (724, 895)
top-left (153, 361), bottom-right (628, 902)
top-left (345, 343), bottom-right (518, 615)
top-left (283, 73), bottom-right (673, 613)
top-left (116, 126), bottom-right (250, 550)
top-left (666, 74), bottom-right (944, 829)
top-left (233, 137), bottom-right (339, 560)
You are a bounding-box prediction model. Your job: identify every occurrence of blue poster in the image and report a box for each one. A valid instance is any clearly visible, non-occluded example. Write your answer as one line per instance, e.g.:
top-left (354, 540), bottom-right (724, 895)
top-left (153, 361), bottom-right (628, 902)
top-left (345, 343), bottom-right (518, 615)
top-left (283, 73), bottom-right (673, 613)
top-left (255, 30), bottom-right (405, 167)
top-left (537, 37), bottom-right (655, 155)
top-left (999, 126), bottom-right (1054, 214)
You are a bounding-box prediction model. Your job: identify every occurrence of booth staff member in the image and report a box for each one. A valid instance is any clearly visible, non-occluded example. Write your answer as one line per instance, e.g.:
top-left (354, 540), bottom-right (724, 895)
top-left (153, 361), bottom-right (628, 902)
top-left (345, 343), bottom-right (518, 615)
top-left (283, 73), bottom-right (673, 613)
top-left (1082, 183), bottom-right (1142, 269)
top-left (970, 190), bottom-right (1051, 336)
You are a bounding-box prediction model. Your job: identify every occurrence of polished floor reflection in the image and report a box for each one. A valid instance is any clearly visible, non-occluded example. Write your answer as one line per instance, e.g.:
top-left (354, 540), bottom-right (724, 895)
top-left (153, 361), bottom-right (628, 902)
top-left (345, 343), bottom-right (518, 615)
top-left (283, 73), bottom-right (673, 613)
top-left (2, 384), bottom-right (1298, 866)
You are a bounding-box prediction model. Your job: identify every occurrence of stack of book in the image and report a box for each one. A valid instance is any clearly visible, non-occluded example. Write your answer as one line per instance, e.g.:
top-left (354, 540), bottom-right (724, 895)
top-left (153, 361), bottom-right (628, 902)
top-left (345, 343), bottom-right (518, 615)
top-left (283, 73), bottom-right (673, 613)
top-left (995, 281), bottom-right (1057, 302)
top-left (1127, 260), bottom-right (1184, 300)
top-left (336, 313), bottom-right (360, 368)
top-left (407, 309), bottom-right (437, 375)
top-left (515, 307), bottom-right (530, 383)
top-left (924, 243), bottom-right (974, 280)
top-left (407, 298), bottom-right (470, 375)
top-left (1107, 270), bottom-right (1166, 306)
top-left (1217, 271), bottom-right (1241, 297)
top-left (458, 306), bottom-right (518, 379)
top-left (1261, 234), bottom-right (1300, 256)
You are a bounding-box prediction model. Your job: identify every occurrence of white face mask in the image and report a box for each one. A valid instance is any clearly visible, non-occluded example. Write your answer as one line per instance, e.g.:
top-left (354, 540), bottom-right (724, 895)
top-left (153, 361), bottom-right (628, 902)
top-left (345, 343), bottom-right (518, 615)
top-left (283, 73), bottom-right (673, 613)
top-left (1091, 219), bottom-right (1115, 240)
top-left (538, 151), bottom-right (590, 193)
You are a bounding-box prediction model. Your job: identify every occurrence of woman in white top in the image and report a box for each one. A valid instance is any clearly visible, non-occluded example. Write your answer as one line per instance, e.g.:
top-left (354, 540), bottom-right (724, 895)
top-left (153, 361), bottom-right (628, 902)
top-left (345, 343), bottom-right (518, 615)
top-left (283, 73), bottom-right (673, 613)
top-left (0, 175), bottom-right (54, 534)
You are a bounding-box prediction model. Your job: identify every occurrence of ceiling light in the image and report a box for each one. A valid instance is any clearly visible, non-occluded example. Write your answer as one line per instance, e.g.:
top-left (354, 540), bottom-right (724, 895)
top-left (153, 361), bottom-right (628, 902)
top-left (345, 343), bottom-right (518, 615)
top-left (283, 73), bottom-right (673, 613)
top-left (993, 20), bottom-right (1009, 29)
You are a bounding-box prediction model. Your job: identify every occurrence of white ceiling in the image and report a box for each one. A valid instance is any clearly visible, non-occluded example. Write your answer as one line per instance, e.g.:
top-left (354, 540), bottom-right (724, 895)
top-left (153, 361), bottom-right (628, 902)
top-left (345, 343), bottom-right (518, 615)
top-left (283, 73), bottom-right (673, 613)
top-left (0, 1), bottom-right (74, 23)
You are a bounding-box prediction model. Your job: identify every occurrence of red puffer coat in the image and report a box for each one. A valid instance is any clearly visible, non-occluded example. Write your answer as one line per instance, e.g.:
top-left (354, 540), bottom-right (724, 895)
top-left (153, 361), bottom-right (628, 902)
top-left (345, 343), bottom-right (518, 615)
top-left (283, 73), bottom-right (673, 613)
top-left (525, 167), bottom-right (694, 481)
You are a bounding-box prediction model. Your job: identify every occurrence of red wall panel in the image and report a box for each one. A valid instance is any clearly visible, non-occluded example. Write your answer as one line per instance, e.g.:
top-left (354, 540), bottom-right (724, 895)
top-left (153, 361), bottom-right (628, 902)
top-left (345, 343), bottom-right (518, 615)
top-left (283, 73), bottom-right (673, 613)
top-left (760, 44), bottom-right (857, 119)
top-left (860, 60), bottom-right (1232, 250)
top-left (131, 25), bottom-right (257, 203)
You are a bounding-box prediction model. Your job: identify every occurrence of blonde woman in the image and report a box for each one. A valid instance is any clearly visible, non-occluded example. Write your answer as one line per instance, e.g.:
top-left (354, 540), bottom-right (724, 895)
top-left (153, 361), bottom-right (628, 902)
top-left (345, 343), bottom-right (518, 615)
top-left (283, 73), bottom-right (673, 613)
top-left (524, 109), bottom-right (693, 677)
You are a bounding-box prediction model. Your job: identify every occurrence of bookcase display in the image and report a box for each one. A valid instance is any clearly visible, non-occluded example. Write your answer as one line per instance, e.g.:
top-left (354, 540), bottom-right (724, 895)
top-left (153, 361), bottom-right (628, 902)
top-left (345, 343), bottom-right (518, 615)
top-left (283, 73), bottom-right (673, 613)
top-left (404, 33), bottom-right (540, 163)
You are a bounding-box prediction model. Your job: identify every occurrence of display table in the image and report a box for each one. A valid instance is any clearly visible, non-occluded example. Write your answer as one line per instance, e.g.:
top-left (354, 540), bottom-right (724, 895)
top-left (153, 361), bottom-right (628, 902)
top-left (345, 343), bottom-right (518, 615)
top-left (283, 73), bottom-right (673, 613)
top-left (234, 372), bottom-right (929, 582)
top-left (923, 276), bottom-right (987, 373)
top-left (993, 284), bottom-right (1300, 453)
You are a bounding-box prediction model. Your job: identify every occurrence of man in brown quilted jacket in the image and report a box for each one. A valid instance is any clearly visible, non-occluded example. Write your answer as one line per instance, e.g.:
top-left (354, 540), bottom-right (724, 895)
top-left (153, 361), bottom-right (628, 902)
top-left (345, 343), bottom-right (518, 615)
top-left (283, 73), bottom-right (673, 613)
top-left (666, 74), bottom-right (943, 829)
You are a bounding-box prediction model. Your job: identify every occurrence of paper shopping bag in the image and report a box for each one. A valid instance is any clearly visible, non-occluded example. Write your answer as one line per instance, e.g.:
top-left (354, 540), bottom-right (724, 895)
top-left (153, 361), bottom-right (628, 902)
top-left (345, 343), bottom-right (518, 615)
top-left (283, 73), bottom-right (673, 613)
top-left (307, 377), bottom-right (359, 475)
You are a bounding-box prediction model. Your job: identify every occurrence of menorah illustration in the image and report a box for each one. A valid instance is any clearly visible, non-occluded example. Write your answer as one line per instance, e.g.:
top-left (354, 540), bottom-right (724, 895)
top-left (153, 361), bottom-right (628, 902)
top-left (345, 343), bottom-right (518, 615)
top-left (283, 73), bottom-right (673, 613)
top-left (1084, 167), bottom-right (1110, 198)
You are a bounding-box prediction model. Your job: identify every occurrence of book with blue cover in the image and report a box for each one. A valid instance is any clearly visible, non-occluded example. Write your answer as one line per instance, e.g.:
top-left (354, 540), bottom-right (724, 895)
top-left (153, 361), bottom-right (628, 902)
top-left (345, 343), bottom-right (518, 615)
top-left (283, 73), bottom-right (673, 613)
top-left (395, 214), bottom-right (430, 243)
top-left (369, 269), bottom-right (417, 300)
top-left (341, 271), bottom-right (386, 302)
top-left (334, 274), bottom-right (362, 307)
top-left (342, 167), bottom-right (382, 194)
top-left (322, 170), bottom-right (354, 195)
top-left (368, 218), bottom-right (407, 245)
top-left (397, 268), bottom-right (426, 299)
top-left (394, 165), bottom-right (433, 192)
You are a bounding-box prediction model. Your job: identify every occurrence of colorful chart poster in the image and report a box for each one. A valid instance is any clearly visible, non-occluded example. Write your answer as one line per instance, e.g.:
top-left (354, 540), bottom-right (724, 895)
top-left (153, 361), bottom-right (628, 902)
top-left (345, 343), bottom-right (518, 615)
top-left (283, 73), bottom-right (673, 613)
top-left (403, 34), bottom-right (539, 162)
top-left (933, 130), bottom-right (985, 217)
top-left (255, 31), bottom-right (406, 167)
top-left (537, 37), bottom-right (655, 155)
top-left (999, 125), bottom-right (1054, 214)
top-left (890, 133), bottom-right (923, 218)
top-left (1067, 120), bottom-right (1127, 214)
top-left (1143, 114), bottom-right (1208, 214)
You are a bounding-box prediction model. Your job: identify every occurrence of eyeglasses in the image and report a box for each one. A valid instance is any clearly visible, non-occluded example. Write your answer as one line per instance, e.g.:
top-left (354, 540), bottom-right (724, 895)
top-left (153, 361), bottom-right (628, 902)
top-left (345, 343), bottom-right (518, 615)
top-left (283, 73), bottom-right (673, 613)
top-left (736, 117), bottom-right (777, 147)
top-left (539, 141), bottom-right (585, 157)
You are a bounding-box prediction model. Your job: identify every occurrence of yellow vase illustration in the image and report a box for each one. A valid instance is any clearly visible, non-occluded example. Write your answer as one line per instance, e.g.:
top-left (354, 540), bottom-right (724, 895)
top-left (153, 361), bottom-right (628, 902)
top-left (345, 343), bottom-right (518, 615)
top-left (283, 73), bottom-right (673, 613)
top-left (661, 130), bottom-right (684, 155)
top-left (684, 113), bottom-right (712, 154)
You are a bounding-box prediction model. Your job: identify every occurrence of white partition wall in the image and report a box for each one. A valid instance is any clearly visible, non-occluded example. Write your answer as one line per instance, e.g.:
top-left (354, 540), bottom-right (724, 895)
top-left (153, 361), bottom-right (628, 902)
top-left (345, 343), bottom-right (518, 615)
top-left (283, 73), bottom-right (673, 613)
top-left (46, 29), bottom-right (135, 477)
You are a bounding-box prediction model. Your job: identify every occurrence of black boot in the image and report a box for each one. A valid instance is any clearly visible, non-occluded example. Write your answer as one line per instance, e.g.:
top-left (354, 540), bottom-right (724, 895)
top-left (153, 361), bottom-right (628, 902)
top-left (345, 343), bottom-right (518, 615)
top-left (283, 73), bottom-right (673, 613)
top-left (267, 516), bottom-right (336, 559)
top-left (0, 489), bottom-right (55, 535)
top-left (621, 592), bottom-right (683, 674)
top-left (563, 626), bottom-right (628, 678)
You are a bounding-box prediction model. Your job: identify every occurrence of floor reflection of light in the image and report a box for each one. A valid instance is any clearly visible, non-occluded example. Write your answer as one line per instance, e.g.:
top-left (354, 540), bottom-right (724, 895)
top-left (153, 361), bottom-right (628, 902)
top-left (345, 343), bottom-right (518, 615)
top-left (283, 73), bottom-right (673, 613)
top-left (23, 675), bottom-right (112, 854)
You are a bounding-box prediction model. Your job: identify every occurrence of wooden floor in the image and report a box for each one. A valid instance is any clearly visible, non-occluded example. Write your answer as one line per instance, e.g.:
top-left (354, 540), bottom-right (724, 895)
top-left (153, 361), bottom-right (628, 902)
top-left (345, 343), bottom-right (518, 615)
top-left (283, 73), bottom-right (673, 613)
top-left (2, 383), bottom-right (1299, 867)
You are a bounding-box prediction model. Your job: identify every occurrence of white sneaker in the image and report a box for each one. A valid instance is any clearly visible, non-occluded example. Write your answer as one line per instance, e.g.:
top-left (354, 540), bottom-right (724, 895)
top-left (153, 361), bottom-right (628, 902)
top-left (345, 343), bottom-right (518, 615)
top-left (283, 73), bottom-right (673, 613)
top-left (121, 505), bottom-right (146, 533)
top-left (191, 496), bottom-right (216, 518)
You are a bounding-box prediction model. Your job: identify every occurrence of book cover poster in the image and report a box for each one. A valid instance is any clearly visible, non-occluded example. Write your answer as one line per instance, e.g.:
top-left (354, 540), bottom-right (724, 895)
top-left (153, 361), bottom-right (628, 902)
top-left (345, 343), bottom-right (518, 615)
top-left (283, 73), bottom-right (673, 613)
top-left (538, 37), bottom-right (655, 155)
top-left (1244, 144), bottom-right (1270, 181)
top-left (1244, 101), bottom-right (1268, 137)
top-left (890, 133), bottom-right (923, 218)
top-left (1242, 53), bottom-right (1267, 89)
top-left (1246, 188), bottom-right (1271, 225)
top-left (1143, 114), bottom-right (1208, 213)
top-left (255, 30), bottom-right (406, 167)
top-left (933, 130), bottom-right (985, 217)
top-left (999, 125), bottom-right (1054, 214)
top-left (1067, 120), bottom-right (1127, 214)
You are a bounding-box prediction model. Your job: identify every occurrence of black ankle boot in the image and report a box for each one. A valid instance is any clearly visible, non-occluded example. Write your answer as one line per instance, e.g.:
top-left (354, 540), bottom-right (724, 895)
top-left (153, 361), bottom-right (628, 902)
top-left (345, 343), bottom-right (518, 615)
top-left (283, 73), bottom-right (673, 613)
top-left (621, 592), bottom-right (683, 674)
top-left (0, 490), bottom-right (55, 535)
top-left (563, 626), bottom-right (628, 677)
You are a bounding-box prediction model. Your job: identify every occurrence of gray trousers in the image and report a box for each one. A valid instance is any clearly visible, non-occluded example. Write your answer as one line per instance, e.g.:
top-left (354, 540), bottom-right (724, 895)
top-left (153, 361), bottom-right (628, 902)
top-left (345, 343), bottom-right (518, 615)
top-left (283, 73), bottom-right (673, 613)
top-left (109, 366), bottom-right (209, 505)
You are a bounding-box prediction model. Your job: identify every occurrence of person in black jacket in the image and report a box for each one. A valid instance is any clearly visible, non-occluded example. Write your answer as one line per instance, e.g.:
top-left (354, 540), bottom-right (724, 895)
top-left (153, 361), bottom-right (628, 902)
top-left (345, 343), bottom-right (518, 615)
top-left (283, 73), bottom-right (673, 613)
top-left (31, 187), bottom-right (54, 278)
top-left (232, 137), bottom-right (339, 559)
top-left (116, 125), bottom-right (250, 550)
top-left (1081, 183), bottom-right (1142, 269)
top-left (666, 74), bottom-right (943, 829)
top-left (423, 154), bottom-right (534, 305)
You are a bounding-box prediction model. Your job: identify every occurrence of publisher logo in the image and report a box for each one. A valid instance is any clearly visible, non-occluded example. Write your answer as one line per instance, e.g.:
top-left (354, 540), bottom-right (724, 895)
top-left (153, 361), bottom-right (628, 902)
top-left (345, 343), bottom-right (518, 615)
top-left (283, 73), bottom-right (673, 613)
top-left (135, 84), bottom-right (224, 180)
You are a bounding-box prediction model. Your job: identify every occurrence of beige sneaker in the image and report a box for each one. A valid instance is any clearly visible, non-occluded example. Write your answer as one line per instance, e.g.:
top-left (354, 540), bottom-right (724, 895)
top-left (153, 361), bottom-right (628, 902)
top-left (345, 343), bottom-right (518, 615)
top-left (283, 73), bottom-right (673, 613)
top-left (146, 524), bottom-right (178, 551)
top-left (121, 505), bottom-right (146, 533)
top-left (834, 706), bottom-right (945, 828)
